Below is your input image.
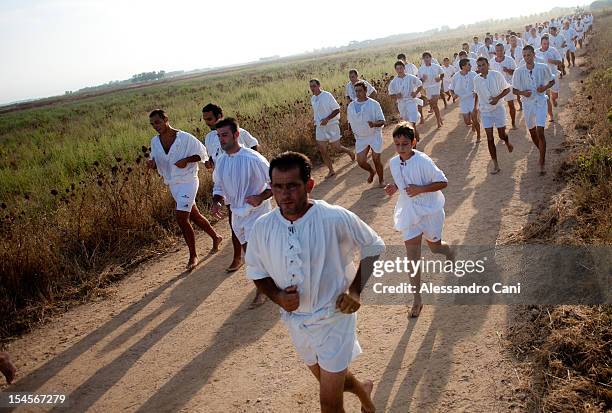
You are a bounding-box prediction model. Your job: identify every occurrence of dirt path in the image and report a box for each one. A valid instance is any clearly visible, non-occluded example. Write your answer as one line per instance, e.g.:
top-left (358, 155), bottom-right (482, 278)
top-left (3, 59), bottom-right (585, 412)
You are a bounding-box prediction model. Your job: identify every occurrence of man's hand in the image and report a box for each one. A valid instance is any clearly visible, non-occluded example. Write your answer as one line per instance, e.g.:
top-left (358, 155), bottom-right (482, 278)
top-left (434, 75), bottom-right (441, 82)
top-left (336, 291), bottom-right (361, 314)
top-left (175, 158), bottom-right (189, 168)
top-left (536, 85), bottom-right (548, 93)
top-left (211, 201), bottom-right (224, 219)
top-left (278, 286), bottom-right (299, 312)
top-left (384, 183), bottom-right (398, 196)
top-left (489, 96), bottom-right (500, 105)
top-left (245, 194), bottom-right (262, 207)
top-left (421, 74), bottom-right (428, 82)
top-left (367, 121), bottom-right (376, 128)
top-left (204, 160), bottom-right (213, 170)
top-left (522, 90), bottom-right (532, 97)
top-left (146, 159), bottom-right (157, 169)
top-left (406, 184), bottom-right (423, 197)
top-left (411, 91), bottom-right (419, 98)
top-left (320, 118), bottom-right (329, 126)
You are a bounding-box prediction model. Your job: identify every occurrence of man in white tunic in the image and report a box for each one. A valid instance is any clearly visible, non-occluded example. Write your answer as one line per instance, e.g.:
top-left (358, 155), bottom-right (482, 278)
top-left (384, 123), bottom-right (454, 318)
top-left (345, 69), bottom-right (376, 104)
top-left (526, 27), bottom-right (542, 48)
top-left (470, 36), bottom-right (484, 55)
top-left (512, 45), bottom-right (555, 176)
top-left (147, 109), bottom-right (222, 271)
top-left (548, 26), bottom-right (567, 77)
top-left (441, 57), bottom-right (457, 107)
top-left (450, 59), bottom-right (481, 140)
top-left (201, 103), bottom-right (259, 272)
top-left (454, 51), bottom-right (477, 73)
top-left (347, 81), bottom-right (385, 186)
top-left (246, 152), bottom-right (384, 413)
top-left (389, 60), bottom-right (424, 142)
top-left (310, 79), bottom-right (355, 179)
top-left (536, 36), bottom-right (563, 120)
top-left (418, 51), bottom-right (445, 128)
top-left (477, 37), bottom-right (496, 59)
top-left (397, 53), bottom-right (424, 122)
top-left (490, 43), bottom-right (518, 129)
top-left (473, 57), bottom-right (514, 174)
top-left (561, 20), bottom-right (578, 68)
top-left (210, 117), bottom-right (273, 307)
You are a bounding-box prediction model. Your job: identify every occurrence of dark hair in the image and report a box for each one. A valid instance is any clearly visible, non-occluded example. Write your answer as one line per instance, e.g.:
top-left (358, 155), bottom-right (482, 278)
top-left (495, 42), bottom-right (505, 49)
top-left (540, 35), bottom-right (550, 42)
top-left (397, 53), bottom-right (406, 60)
top-left (348, 69), bottom-right (358, 76)
top-left (443, 57), bottom-right (450, 61)
top-left (202, 103), bottom-right (223, 118)
top-left (462, 42), bottom-right (469, 47)
top-left (394, 60), bottom-right (405, 68)
top-left (215, 117), bottom-right (239, 134)
top-left (309, 78), bottom-right (321, 86)
top-left (269, 151), bottom-right (312, 183)
top-left (392, 122), bottom-right (416, 140)
top-left (476, 57), bottom-right (489, 64)
top-left (149, 109), bottom-right (167, 119)
top-left (353, 80), bottom-right (367, 91)
top-left (422, 51), bottom-right (432, 58)
top-left (522, 44), bottom-right (535, 53)
top-left (459, 58), bottom-right (471, 69)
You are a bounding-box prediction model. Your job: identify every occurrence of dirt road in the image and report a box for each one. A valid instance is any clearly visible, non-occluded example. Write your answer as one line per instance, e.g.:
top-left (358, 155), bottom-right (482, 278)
top-left (3, 60), bottom-right (584, 412)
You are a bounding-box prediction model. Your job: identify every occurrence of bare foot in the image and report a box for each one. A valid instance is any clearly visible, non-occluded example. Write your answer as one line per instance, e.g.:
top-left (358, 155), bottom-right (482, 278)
top-left (549, 117), bottom-right (554, 123)
top-left (360, 379), bottom-right (376, 413)
top-left (410, 302), bottom-right (423, 318)
top-left (186, 256), bottom-right (200, 272)
top-left (446, 246), bottom-right (457, 263)
top-left (0, 352), bottom-right (16, 384)
top-left (210, 235), bottom-right (223, 254)
top-left (367, 170), bottom-right (376, 184)
top-left (248, 291), bottom-right (267, 309)
top-left (539, 167), bottom-right (547, 176)
top-left (325, 171), bottom-right (336, 180)
top-left (226, 258), bottom-right (243, 273)
top-left (490, 166), bottom-right (501, 175)
top-left (506, 141), bottom-right (514, 153)
top-left (511, 124), bottom-right (517, 130)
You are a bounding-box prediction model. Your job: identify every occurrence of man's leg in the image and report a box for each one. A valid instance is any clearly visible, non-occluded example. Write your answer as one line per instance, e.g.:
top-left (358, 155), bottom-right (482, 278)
top-left (226, 206), bottom-right (243, 272)
top-left (547, 92), bottom-right (554, 122)
top-left (566, 50), bottom-right (572, 67)
top-left (411, 122), bottom-right (420, 142)
top-left (330, 140), bottom-right (356, 162)
top-left (507, 100), bottom-right (517, 129)
top-left (418, 105), bottom-right (425, 124)
top-left (441, 88), bottom-right (448, 108)
top-left (470, 111), bottom-right (481, 140)
top-left (189, 204), bottom-right (222, 253)
top-left (356, 147), bottom-right (376, 183)
top-left (517, 94), bottom-right (523, 111)
top-left (462, 113), bottom-right (472, 127)
top-left (427, 240), bottom-right (455, 261)
top-left (485, 127), bottom-right (501, 174)
top-left (308, 365), bottom-right (375, 413)
top-left (536, 126), bottom-right (547, 175)
top-left (405, 235), bottom-right (423, 317)
top-left (176, 210), bottom-right (198, 270)
top-left (571, 51), bottom-right (575, 66)
top-left (430, 96), bottom-right (443, 128)
top-left (317, 141), bottom-right (335, 177)
top-left (371, 152), bottom-right (385, 186)
top-left (497, 127), bottom-right (513, 153)
top-left (244, 242), bottom-right (267, 308)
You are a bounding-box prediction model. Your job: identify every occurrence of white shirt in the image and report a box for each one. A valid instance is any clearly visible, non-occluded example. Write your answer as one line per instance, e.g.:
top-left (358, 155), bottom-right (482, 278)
top-left (345, 79), bottom-right (376, 101)
top-left (389, 151), bottom-right (447, 231)
top-left (150, 130), bottom-right (207, 186)
top-left (505, 44), bottom-right (522, 60)
top-left (347, 98), bottom-right (385, 139)
top-left (418, 63), bottom-right (444, 88)
top-left (388, 74), bottom-right (422, 102)
top-left (450, 70), bottom-right (478, 98)
top-left (477, 44), bottom-right (496, 58)
top-left (526, 33), bottom-right (542, 48)
top-left (441, 65), bottom-right (457, 86)
top-left (536, 47), bottom-right (562, 77)
top-left (245, 199), bottom-right (385, 316)
top-left (311, 90), bottom-right (340, 126)
top-left (473, 70), bottom-right (509, 112)
top-left (212, 147), bottom-right (271, 216)
top-left (512, 63), bottom-right (554, 108)
top-left (470, 42), bottom-right (484, 54)
top-left (549, 34), bottom-right (567, 51)
top-left (204, 128), bottom-right (259, 164)
top-left (404, 63), bottom-right (419, 76)
top-left (489, 55), bottom-right (517, 83)
top-left (561, 27), bottom-right (577, 43)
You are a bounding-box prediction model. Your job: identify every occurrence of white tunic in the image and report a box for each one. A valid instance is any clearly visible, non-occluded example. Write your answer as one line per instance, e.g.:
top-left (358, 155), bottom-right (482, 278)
top-left (245, 199), bottom-right (385, 316)
top-left (204, 128), bottom-right (259, 164)
top-left (512, 63), bottom-right (554, 108)
top-left (477, 44), bottom-right (496, 58)
top-left (150, 130), bottom-right (208, 186)
top-left (441, 65), bottom-right (457, 89)
top-left (536, 47), bottom-right (563, 77)
top-left (505, 44), bottom-right (522, 61)
top-left (417, 63), bottom-right (444, 88)
top-left (473, 70), bottom-right (509, 112)
top-left (212, 147), bottom-right (271, 216)
top-left (388, 74), bottom-right (423, 108)
top-left (347, 98), bottom-right (385, 139)
top-left (311, 90), bottom-right (340, 126)
top-left (450, 70), bottom-right (478, 98)
top-left (489, 55), bottom-right (517, 84)
top-left (404, 63), bottom-right (419, 76)
top-left (345, 79), bottom-right (376, 101)
top-left (389, 151), bottom-right (447, 231)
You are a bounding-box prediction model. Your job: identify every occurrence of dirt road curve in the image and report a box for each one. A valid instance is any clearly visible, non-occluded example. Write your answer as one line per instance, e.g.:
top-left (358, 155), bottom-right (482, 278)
top-left (4, 59), bottom-right (584, 412)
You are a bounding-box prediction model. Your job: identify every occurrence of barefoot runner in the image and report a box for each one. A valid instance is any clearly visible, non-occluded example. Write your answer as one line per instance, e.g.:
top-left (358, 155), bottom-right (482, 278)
top-left (450, 59), bottom-right (481, 141)
top-left (388, 60), bottom-right (424, 142)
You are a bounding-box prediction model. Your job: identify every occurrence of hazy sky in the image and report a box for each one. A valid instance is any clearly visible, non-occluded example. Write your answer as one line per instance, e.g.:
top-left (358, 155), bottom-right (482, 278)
top-left (0, 0), bottom-right (585, 104)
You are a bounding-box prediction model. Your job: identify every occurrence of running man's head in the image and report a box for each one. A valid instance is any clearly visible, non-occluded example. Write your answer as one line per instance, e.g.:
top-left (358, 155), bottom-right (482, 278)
top-left (522, 45), bottom-right (536, 66)
top-left (462, 42), bottom-right (470, 53)
top-left (484, 36), bottom-right (492, 46)
top-left (459, 58), bottom-right (471, 73)
top-left (269, 151), bottom-right (314, 219)
top-left (422, 51), bottom-right (432, 65)
top-left (202, 103), bottom-right (223, 130)
top-left (473, 36), bottom-right (479, 44)
top-left (540, 35), bottom-right (550, 51)
top-left (453, 52), bottom-right (459, 60)
top-left (392, 122), bottom-right (417, 157)
top-left (443, 57), bottom-right (450, 67)
top-left (530, 27), bottom-right (537, 36)
top-left (509, 34), bottom-right (518, 47)
top-left (495, 43), bottom-right (505, 59)
top-left (550, 26), bottom-right (558, 36)
top-left (348, 69), bottom-right (359, 84)
top-left (354, 81), bottom-right (368, 101)
top-left (215, 117), bottom-right (240, 153)
top-left (149, 109), bottom-right (170, 135)
top-left (394, 60), bottom-right (406, 76)
top-left (396, 53), bottom-right (406, 63)
top-left (309, 78), bottom-right (321, 95)
top-left (476, 57), bottom-right (489, 75)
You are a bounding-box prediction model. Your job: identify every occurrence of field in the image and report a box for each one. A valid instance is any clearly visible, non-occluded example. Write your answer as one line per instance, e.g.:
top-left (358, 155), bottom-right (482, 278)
top-left (0, 9), bottom-right (578, 338)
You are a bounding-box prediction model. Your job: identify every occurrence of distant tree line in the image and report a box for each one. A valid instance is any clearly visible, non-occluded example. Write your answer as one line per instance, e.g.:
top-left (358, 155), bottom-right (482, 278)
top-left (131, 71), bottom-right (166, 83)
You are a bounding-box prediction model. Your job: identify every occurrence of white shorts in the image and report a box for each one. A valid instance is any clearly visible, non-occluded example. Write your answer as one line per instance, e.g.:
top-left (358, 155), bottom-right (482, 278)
top-left (284, 309), bottom-right (361, 373)
top-left (567, 42), bottom-right (576, 52)
top-left (355, 133), bottom-right (383, 154)
top-left (523, 102), bottom-right (547, 129)
top-left (480, 105), bottom-right (506, 129)
top-left (398, 100), bottom-right (420, 123)
top-left (170, 180), bottom-right (198, 212)
top-left (503, 91), bottom-right (516, 102)
top-left (316, 123), bottom-right (341, 142)
top-left (443, 79), bottom-right (453, 93)
top-left (231, 201), bottom-right (272, 244)
top-left (551, 78), bottom-right (560, 93)
top-left (424, 84), bottom-right (441, 99)
top-left (459, 95), bottom-right (476, 114)
top-left (402, 209), bottom-right (445, 242)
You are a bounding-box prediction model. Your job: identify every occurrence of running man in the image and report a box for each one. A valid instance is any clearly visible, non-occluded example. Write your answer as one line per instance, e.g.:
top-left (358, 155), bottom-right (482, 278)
top-left (202, 103), bottom-right (259, 272)
top-left (397, 53), bottom-right (423, 121)
top-left (548, 26), bottom-right (567, 77)
top-left (512, 45), bottom-right (555, 175)
top-left (388, 60), bottom-right (424, 141)
top-left (345, 69), bottom-right (377, 104)
top-left (473, 57), bottom-right (514, 174)
top-left (210, 117), bottom-right (273, 307)
top-left (418, 51), bottom-right (445, 128)
top-left (384, 123), bottom-right (454, 318)
top-left (347, 81), bottom-right (386, 186)
top-left (490, 43), bottom-right (518, 129)
top-left (536, 35), bottom-right (563, 121)
top-left (477, 36), bottom-right (496, 59)
top-left (471, 36), bottom-right (484, 55)
top-left (245, 151), bottom-right (384, 413)
top-left (310, 79), bottom-right (355, 179)
top-left (450, 58), bottom-right (481, 140)
top-left (441, 57), bottom-right (457, 106)
top-left (147, 109), bottom-right (222, 271)
top-left (561, 20), bottom-right (578, 68)
top-left (454, 51), bottom-right (477, 73)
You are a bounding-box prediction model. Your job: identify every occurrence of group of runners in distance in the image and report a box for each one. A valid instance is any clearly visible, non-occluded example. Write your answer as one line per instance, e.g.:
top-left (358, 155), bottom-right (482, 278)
top-left (143, 12), bottom-right (592, 413)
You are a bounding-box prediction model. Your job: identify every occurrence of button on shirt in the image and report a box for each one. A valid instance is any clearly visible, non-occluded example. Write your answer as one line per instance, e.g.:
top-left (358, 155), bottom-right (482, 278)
top-left (150, 130), bottom-right (208, 185)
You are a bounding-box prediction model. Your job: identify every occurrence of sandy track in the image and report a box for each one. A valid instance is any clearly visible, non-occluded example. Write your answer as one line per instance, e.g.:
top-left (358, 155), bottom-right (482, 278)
top-left (4, 60), bottom-right (584, 412)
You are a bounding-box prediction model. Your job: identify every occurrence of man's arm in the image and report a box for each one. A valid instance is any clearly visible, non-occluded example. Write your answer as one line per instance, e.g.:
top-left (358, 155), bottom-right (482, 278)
top-left (175, 154), bottom-right (201, 168)
top-left (405, 181), bottom-right (448, 197)
top-left (337, 255), bottom-right (380, 313)
top-left (321, 109), bottom-right (340, 124)
top-left (245, 189), bottom-right (272, 207)
top-left (253, 278), bottom-right (299, 312)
